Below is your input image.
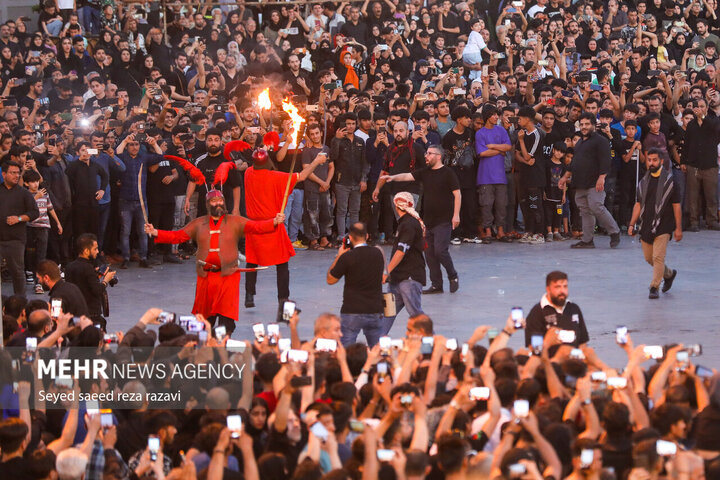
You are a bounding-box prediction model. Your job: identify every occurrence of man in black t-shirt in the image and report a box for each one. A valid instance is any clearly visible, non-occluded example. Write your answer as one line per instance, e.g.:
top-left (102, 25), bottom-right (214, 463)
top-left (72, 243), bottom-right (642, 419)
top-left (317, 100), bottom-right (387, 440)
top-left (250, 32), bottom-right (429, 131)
top-left (628, 149), bottom-right (681, 299)
top-left (147, 152), bottom-right (182, 263)
top-left (382, 145), bottom-right (460, 294)
top-left (327, 223), bottom-right (385, 347)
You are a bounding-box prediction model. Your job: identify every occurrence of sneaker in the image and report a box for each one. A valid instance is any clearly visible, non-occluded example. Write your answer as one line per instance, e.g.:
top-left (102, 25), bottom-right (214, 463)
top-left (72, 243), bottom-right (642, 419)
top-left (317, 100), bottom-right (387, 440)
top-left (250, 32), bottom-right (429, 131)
top-left (518, 233), bottom-right (532, 243)
top-left (245, 293), bottom-right (255, 308)
top-left (451, 237), bottom-right (462, 245)
top-left (662, 269), bottom-right (677, 293)
top-left (449, 277), bottom-right (459, 293)
top-left (553, 232), bottom-right (564, 241)
top-left (529, 234), bottom-right (545, 244)
top-left (610, 233), bottom-right (621, 248)
top-left (570, 240), bottom-right (595, 249)
top-left (422, 286), bottom-right (444, 294)
top-left (648, 287), bottom-right (659, 299)
top-left (238, 251), bottom-right (246, 263)
top-left (545, 233), bottom-right (554, 242)
top-left (292, 240), bottom-right (307, 250)
top-left (25, 272), bottom-right (34, 284)
top-left (34, 284), bottom-right (43, 294)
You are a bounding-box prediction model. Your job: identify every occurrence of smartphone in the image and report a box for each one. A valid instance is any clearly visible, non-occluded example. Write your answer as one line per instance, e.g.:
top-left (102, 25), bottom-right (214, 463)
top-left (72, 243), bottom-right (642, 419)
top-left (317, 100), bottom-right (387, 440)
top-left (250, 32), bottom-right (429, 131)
top-left (488, 328), bottom-right (499, 342)
top-left (379, 336), bottom-right (392, 353)
top-left (616, 326), bottom-right (628, 345)
top-left (647, 70), bottom-right (661, 76)
top-left (310, 421), bottom-right (329, 441)
top-left (644, 345), bottom-right (664, 360)
top-left (421, 336), bottom-right (434, 354)
top-left (558, 330), bottom-right (576, 344)
top-left (198, 330), bottom-right (208, 344)
top-left (158, 311), bottom-right (176, 323)
top-left (190, 124), bottom-right (203, 132)
top-left (306, 104), bottom-right (319, 112)
top-left (461, 343), bottom-right (469, 359)
top-left (349, 420), bottom-right (365, 432)
top-left (25, 337), bottom-right (37, 362)
top-left (470, 386), bottom-right (491, 401)
top-left (538, 60), bottom-right (549, 66)
top-left (513, 399), bottom-right (529, 418)
top-left (86, 400), bottom-right (100, 416)
top-left (315, 338), bottom-right (338, 352)
top-left (51, 299), bottom-right (62, 318)
top-left (391, 339), bottom-right (404, 349)
top-left (656, 439), bottom-right (677, 456)
top-left (287, 349), bottom-right (309, 363)
top-left (278, 338), bottom-right (291, 352)
top-left (101, 410), bottom-right (113, 429)
top-left (580, 449), bottom-right (594, 469)
top-left (148, 435), bottom-right (160, 461)
top-left (509, 464), bottom-right (526, 477)
top-left (291, 375), bottom-right (312, 387)
top-left (215, 325), bottom-right (227, 341)
top-left (187, 319), bottom-right (205, 332)
top-left (400, 394), bottom-right (413, 407)
top-left (696, 365), bottom-right (713, 378)
top-left (377, 361), bottom-right (389, 383)
top-left (226, 339), bottom-right (246, 352)
top-left (55, 377), bottom-right (73, 388)
top-left (227, 414), bottom-right (242, 438)
top-left (252, 323), bottom-right (265, 342)
top-left (377, 449), bottom-right (395, 461)
top-left (266, 323), bottom-right (280, 345)
top-left (590, 83), bottom-right (603, 91)
top-left (676, 351), bottom-right (689, 363)
top-left (570, 348), bottom-right (585, 359)
top-left (511, 307), bottom-right (524, 329)
top-left (686, 344), bottom-right (702, 357)
top-left (607, 376), bottom-right (627, 389)
top-left (282, 301), bottom-right (296, 322)
top-left (561, 89), bottom-right (574, 97)
top-left (446, 338), bottom-right (458, 350)
top-left (591, 371), bottom-right (607, 382)
top-left (530, 335), bottom-right (543, 355)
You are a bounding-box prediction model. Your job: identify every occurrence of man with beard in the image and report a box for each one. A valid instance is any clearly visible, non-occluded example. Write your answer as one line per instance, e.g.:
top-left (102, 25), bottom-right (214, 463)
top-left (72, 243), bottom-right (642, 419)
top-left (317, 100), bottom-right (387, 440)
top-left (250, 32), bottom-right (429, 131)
top-left (627, 149), bottom-right (681, 299)
top-left (184, 128), bottom-right (241, 218)
top-left (145, 190), bottom-right (286, 334)
top-left (524, 271), bottom-right (590, 354)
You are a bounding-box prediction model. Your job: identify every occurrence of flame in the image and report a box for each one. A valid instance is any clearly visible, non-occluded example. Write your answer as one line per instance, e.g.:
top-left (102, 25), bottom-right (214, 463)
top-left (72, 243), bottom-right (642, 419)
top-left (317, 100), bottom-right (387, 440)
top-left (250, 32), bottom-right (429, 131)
top-left (281, 98), bottom-right (304, 146)
top-left (257, 88), bottom-right (272, 111)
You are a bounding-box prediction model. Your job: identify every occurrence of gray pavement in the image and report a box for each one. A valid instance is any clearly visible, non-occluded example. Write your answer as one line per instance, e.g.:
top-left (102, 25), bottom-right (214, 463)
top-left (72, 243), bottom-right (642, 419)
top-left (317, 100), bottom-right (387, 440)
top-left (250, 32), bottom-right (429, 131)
top-left (9, 231), bottom-right (720, 368)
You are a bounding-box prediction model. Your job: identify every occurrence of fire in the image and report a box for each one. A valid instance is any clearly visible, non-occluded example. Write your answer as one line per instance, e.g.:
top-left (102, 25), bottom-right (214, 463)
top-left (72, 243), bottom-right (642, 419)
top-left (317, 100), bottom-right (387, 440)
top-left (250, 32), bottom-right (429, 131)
top-left (257, 88), bottom-right (271, 111)
top-left (281, 98), bottom-right (304, 146)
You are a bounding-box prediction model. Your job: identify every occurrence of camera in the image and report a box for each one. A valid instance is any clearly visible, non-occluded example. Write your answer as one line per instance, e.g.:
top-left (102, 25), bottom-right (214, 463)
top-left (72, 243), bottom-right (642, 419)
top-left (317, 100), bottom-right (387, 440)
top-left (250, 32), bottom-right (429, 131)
top-left (98, 264), bottom-right (118, 287)
top-left (179, 133), bottom-right (193, 141)
top-left (135, 133), bottom-right (147, 143)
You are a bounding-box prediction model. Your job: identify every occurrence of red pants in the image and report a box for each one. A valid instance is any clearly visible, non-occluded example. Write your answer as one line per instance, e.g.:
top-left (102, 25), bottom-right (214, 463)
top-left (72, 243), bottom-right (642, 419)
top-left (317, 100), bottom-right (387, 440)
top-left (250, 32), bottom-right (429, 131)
top-left (193, 270), bottom-right (240, 321)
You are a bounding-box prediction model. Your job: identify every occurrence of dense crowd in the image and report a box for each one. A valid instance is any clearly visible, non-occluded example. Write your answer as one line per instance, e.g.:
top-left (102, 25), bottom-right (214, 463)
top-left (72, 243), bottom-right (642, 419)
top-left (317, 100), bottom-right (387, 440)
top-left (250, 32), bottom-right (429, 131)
top-left (1, 0), bottom-right (720, 478)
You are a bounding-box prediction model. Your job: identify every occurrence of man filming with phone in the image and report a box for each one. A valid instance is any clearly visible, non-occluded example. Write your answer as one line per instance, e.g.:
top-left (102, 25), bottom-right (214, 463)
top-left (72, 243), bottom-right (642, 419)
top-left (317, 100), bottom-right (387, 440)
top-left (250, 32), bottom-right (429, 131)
top-left (327, 222), bottom-right (385, 347)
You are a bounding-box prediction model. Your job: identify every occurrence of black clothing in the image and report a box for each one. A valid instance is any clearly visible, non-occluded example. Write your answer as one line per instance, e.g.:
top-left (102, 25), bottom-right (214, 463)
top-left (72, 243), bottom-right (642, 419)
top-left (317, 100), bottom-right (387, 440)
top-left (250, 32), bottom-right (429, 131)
top-left (65, 257), bottom-right (106, 318)
top-left (382, 141), bottom-right (426, 195)
top-left (0, 457), bottom-right (26, 476)
top-left (194, 153), bottom-right (241, 216)
top-left (683, 115), bottom-right (720, 169)
top-left (330, 245), bottom-right (385, 314)
top-left (265, 423), bottom-right (308, 476)
top-left (0, 183), bottom-right (40, 243)
top-left (339, 20), bottom-right (369, 44)
top-left (390, 214), bottom-right (426, 285)
top-left (569, 132), bottom-right (611, 189)
top-left (65, 160), bottom-right (109, 206)
top-left (49, 279), bottom-right (90, 317)
top-left (330, 135), bottom-right (368, 186)
top-left (412, 166), bottom-right (460, 228)
top-left (442, 127), bottom-right (476, 189)
top-left (147, 157), bottom-right (178, 205)
top-left (517, 129), bottom-right (546, 188)
top-left (639, 172), bottom-right (680, 243)
top-left (525, 300), bottom-right (590, 349)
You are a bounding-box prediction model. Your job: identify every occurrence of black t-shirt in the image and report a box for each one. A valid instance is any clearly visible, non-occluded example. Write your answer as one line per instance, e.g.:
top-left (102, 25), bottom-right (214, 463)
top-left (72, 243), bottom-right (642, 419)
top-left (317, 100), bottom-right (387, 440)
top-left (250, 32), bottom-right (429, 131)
top-left (0, 457), bottom-right (26, 476)
top-left (525, 300), bottom-right (590, 353)
top-left (195, 153), bottom-right (241, 216)
top-left (639, 173), bottom-right (680, 243)
top-left (442, 127), bottom-right (476, 189)
top-left (517, 128), bottom-right (546, 188)
top-left (412, 166), bottom-right (460, 228)
top-left (440, 12), bottom-right (460, 45)
top-left (330, 245), bottom-right (384, 314)
top-left (147, 157), bottom-right (177, 205)
top-left (383, 142), bottom-right (426, 194)
top-left (390, 214), bottom-right (426, 285)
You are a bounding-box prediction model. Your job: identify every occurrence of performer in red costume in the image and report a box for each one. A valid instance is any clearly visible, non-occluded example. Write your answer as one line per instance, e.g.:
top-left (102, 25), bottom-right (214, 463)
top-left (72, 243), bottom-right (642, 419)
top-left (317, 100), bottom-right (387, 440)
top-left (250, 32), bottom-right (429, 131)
top-left (144, 188), bottom-right (285, 334)
top-left (228, 131), bottom-right (327, 308)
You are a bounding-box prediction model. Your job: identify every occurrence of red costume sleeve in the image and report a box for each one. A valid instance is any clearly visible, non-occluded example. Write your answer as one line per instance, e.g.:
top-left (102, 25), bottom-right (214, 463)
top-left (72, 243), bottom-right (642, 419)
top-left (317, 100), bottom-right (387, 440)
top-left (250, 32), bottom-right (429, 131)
top-left (155, 229), bottom-right (191, 244)
top-left (244, 219), bottom-right (277, 234)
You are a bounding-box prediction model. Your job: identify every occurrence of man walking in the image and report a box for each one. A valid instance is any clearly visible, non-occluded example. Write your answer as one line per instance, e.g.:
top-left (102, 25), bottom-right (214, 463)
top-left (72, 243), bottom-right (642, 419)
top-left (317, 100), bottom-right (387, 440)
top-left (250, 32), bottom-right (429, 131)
top-left (382, 145), bottom-right (460, 294)
top-left (628, 149), bottom-right (681, 299)
top-left (0, 161), bottom-right (39, 295)
top-left (559, 113), bottom-right (621, 249)
top-left (327, 222), bottom-right (385, 346)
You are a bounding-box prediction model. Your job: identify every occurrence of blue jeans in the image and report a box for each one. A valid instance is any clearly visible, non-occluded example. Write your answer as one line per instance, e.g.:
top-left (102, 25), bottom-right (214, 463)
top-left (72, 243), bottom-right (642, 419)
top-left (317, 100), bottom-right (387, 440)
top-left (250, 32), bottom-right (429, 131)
top-left (46, 19), bottom-right (63, 36)
top-left (284, 189), bottom-right (304, 242)
top-left (78, 5), bottom-right (101, 35)
top-left (334, 183), bottom-right (361, 239)
top-left (340, 313), bottom-right (384, 347)
top-left (382, 279), bottom-right (424, 335)
top-left (119, 199), bottom-right (148, 260)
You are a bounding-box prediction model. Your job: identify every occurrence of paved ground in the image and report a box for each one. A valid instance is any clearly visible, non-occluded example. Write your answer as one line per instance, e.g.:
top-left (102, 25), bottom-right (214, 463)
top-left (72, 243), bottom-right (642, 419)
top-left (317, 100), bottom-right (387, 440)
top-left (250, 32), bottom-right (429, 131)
top-left (7, 231), bottom-right (720, 368)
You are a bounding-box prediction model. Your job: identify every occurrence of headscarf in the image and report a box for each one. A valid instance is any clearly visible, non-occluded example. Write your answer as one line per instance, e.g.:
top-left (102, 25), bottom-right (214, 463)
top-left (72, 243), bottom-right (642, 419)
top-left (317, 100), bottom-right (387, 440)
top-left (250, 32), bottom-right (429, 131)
top-left (393, 191), bottom-right (425, 237)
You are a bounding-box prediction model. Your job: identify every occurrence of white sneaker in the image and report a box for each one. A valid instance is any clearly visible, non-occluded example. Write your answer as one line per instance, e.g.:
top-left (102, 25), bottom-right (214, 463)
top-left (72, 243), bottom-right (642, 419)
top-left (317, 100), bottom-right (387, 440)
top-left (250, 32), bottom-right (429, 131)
top-left (518, 233), bottom-right (532, 243)
top-left (529, 234), bottom-right (545, 244)
top-left (451, 237), bottom-right (462, 245)
top-left (238, 252), bottom-right (246, 263)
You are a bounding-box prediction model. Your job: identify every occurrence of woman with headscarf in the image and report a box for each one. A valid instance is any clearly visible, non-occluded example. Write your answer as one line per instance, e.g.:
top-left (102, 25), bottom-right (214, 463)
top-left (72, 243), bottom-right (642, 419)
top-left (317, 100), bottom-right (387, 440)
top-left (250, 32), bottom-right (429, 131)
top-left (311, 38), bottom-right (336, 70)
top-left (263, 10), bottom-right (284, 46)
top-left (335, 48), bottom-right (360, 89)
top-left (112, 48), bottom-right (143, 102)
top-left (409, 59), bottom-right (433, 92)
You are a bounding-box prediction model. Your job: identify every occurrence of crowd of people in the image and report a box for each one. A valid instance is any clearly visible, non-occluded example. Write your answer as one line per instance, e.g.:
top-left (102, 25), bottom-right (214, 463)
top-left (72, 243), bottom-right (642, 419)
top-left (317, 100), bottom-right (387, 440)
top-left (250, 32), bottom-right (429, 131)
top-left (1, 0), bottom-right (720, 477)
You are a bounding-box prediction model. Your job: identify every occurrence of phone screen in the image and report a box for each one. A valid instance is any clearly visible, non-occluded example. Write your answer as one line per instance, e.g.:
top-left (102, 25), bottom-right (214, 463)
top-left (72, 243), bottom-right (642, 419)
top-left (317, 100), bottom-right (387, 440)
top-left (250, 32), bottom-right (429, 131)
top-left (26, 337), bottom-right (38, 351)
top-left (282, 301), bottom-right (296, 321)
top-left (531, 335), bottom-right (543, 352)
top-left (421, 336), bottom-right (434, 354)
top-left (580, 449), bottom-right (594, 468)
top-left (446, 338), bottom-right (458, 350)
top-left (253, 323), bottom-right (265, 341)
top-left (470, 387), bottom-right (490, 401)
top-left (513, 399), bottom-right (529, 417)
top-left (316, 338), bottom-right (337, 352)
top-left (616, 326), bottom-right (628, 345)
top-left (227, 415), bottom-right (242, 438)
top-left (101, 412), bottom-right (114, 428)
top-left (215, 325), bottom-right (226, 340)
top-left (310, 421), bottom-right (329, 441)
top-left (51, 299), bottom-right (62, 318)
top-left (511, 307), bottom-right (524, 328)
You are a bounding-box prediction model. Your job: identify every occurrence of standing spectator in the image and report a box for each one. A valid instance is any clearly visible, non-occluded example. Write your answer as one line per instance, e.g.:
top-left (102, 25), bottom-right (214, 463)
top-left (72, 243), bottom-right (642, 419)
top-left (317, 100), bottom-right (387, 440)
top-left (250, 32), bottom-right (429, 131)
top-left (476, 105), bottom-right (513, 243)
top-left (382, 145), bottom-right (460, 294)
top-left (115, 133), bottom-right (163, 269)
top-left (65, 233), bottom-right (115, 328)
top-left (147, 150), bottom-right (181, 264)
top-left (544, 142), bottom-right (568, 241)
top-left (515, 106), bottom-right (546, 244)
top-left (36, 259), bottom-right (89, 317)
top-left (23, 170), bottom-right (62, 294)
top-left (383, 192), bottom-right (426, 330)
top-left (331, 113), bottom-right (368, 244)
top-left (327, 222), bottom-right (385, 346)
top-left (628, 149), bottom-right (681, 299)
top-left (0, 161), bottom-right (40, 295)
top-left (276, 118), bottom-right (307, 250)
top-left (559, 113), bottom-right (621, 249)
top-left (65, 142), bottom-right (108, 246)
top-left (683, 98), bottom-right (720, 231)
top-left (302, 124), bottom-right (333, 250)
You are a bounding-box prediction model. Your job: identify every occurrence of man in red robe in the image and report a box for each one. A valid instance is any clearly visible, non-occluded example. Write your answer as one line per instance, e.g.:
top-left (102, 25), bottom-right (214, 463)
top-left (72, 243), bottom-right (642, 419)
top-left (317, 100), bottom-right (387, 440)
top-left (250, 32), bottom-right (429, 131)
top-left (243, 141), bottom-right (328, 307)
top-left (144, 190), bottom-right (285, 333)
